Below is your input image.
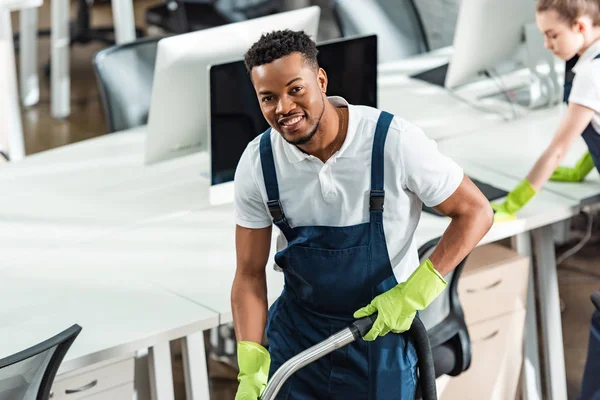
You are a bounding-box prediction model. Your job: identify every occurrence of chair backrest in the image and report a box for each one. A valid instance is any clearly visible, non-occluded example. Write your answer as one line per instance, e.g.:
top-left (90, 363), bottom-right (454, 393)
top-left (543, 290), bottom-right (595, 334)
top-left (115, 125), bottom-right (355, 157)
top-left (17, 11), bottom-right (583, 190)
top-left (333, 0), bottom-right (429, 63)
top-left (0, 324), bottom-right (82, 400)
top-left (93, 36), bottom-right (167, 133)
top-left (417, 238), bottom-right (471, 378)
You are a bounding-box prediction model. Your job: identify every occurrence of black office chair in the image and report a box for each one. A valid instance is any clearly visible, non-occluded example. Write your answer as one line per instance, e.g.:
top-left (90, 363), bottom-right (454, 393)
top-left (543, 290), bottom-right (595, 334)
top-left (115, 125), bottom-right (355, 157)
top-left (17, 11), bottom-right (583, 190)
top-left (417, 238), bottom-right (471, 378)
top-left (93, 35), bottom-right (168, 133)
top-left (145, 0), bottom-right (284, 35)
top-left (332, 0), bottom-right (429, 63)
top-left (0, 324), bottom-right (82, 400)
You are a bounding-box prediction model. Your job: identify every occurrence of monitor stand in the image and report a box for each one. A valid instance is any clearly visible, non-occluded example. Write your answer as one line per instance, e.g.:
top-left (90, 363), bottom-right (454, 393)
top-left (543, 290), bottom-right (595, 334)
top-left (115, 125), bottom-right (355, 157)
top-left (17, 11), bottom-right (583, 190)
top-left (411, 23), bottom-right (561, 110)
top-left (479, 23), bottom-right (562, 110)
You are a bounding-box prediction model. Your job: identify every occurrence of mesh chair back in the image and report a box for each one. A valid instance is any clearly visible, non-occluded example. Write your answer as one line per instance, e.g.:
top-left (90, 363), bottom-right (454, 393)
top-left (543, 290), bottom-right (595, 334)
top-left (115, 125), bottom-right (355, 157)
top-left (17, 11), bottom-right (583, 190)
top-left (93, 36), bottom-right (167, 133)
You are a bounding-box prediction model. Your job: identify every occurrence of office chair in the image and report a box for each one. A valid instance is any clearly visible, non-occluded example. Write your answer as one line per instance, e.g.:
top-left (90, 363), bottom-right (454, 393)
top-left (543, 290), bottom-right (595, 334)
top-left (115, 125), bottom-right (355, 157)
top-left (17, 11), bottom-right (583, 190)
top-left (0, 324), bottom-right (82, 400)
top-left (332, 0), bottom-right (429, 63)
top-left (145, 0), bottom-right (283, 35)
top-left (417, 238), bottom-right (471, 378)
top-left (93, 35), bottom-right (168, 133)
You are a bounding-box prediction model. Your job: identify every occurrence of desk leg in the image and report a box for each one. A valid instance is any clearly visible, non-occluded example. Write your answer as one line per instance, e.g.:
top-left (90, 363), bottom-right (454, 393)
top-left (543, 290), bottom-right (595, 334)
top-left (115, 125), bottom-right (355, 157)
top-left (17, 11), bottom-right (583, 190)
top-left (148, 342), bottom-right (175, 400)
top-left (0, 10), bottom-right (26, 160)
top-left (111, 0), bottom-right (136, 44)
top-left (182, 330), bottom-right (211, 400)
top-left (50, 0), bottom-right (70, 119)
top-left (512, 233), bottom-right (542, 400)
top-left (19, 8), bottom-right (39, 107)
top-left (532, 225), bottom-right (568, 400)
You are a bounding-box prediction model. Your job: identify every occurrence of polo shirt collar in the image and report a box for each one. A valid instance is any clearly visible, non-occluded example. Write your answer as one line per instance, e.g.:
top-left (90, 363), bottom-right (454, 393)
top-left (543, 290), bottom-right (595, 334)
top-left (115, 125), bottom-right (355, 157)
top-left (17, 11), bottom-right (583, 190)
top-left (573, 38), bottom-right (600, 74)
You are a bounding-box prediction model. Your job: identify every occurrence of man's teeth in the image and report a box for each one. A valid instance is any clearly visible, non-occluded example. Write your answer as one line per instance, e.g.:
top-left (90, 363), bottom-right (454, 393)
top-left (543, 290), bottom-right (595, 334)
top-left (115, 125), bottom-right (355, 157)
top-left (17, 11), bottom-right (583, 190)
top-left (282, 116), bottom-right (303, 126)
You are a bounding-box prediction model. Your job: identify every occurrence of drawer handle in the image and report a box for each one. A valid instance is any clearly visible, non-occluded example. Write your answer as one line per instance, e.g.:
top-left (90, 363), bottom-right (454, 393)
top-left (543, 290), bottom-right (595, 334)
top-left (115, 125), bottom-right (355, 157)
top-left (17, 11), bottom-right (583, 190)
top-left (474, 330), bottom-right (499, 342)
top-left (65, 380), bottom-right (98, 394)
top-left (465, 278), bottom-right (502, 293)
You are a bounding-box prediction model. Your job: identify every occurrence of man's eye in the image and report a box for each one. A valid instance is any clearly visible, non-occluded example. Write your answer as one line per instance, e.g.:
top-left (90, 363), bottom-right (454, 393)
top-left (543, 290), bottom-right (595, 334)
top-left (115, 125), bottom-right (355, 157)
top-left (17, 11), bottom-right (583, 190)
top-left (262, 96), bottom-right (273, 103)
top-left (291, 87), bottom-right (302, 93)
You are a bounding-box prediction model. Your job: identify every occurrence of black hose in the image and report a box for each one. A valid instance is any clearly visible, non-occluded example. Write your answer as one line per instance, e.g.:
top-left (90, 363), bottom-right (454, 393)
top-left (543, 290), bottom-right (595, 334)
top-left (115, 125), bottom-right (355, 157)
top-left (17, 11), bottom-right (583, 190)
top-left (409, 316), bottom-right (437, 400)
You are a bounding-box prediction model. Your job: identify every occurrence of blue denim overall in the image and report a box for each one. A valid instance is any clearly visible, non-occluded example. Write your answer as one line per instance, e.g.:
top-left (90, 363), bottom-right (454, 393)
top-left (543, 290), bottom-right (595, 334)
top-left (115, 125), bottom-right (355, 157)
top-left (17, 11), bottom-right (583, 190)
top-left (564, 53), bottom-right (600, 173)
top-left (260, 111), bottom-right (417, 399)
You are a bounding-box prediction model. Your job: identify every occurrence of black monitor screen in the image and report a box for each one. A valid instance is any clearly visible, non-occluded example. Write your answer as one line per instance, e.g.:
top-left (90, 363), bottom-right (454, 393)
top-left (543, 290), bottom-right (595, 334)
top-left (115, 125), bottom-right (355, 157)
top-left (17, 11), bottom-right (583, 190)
top-left (209, 35), bottom-right (378, 185)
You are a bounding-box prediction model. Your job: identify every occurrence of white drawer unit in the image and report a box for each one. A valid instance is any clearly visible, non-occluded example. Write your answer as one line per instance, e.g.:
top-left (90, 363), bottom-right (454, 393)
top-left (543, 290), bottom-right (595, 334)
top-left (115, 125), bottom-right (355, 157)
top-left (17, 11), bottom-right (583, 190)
top-left (80, 382), bottom-right (134, 400)
top-left (51, 357), bottom-right (134, 400)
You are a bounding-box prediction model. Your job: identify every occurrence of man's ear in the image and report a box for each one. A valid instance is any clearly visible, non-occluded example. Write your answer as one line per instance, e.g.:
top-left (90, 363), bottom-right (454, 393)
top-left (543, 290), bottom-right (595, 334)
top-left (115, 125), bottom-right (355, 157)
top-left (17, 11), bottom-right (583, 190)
top-left (318, 68), bottom-right (328, 94)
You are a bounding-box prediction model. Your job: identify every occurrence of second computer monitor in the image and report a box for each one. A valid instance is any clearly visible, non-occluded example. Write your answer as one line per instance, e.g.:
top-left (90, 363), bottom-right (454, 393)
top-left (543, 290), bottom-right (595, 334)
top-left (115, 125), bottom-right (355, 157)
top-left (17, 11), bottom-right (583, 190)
top-left (444, 0), bottom-right (537, 89)
top-left (208, 34), bottom-right (378, 204)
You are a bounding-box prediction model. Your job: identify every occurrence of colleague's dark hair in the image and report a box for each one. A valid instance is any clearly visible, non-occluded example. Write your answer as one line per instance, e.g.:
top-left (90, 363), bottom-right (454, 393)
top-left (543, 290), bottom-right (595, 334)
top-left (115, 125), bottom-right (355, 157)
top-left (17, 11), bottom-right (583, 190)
top-left (244, 29), bottom-right (319, 73)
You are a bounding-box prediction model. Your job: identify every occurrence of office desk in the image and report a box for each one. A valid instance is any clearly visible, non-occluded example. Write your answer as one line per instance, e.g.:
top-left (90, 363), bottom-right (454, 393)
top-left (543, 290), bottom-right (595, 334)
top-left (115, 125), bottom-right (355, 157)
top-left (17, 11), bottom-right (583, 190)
top-left (0, 127), bottom-right (213, 263)
top-left (0, 265), bottom-right (218, 400)
top-left (439, 142), bottom-right (583, 400)
top-left (378, 76), bottom-right (505, 141)
top-left (438, 105), bottom-right (600, 204)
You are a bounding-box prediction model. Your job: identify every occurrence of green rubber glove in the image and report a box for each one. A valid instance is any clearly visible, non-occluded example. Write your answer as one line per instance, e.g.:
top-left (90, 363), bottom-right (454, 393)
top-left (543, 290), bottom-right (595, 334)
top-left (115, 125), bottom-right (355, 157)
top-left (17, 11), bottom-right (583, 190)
top-left (550, 152), bottom-right (595, 182)
top-left (235, 341), bottom-right (271, 400)
top-left (353, 259), bottom-right (447, 341)
top-left (490, 179), bottom-right (537, 222)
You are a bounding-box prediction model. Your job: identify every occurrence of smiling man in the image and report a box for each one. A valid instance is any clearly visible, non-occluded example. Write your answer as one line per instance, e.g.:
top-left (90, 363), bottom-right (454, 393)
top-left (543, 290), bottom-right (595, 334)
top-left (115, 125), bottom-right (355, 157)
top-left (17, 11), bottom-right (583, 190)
top-left (230, 29), bottom-right (493, 400)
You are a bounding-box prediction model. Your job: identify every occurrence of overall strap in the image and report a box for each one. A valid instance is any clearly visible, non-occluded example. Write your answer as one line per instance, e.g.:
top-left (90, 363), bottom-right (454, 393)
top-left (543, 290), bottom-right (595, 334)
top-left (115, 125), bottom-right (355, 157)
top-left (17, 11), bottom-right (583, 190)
top-left (259, 130), bottom-right (295, 238)
top-left (369, 111), bottom-right (394, 223)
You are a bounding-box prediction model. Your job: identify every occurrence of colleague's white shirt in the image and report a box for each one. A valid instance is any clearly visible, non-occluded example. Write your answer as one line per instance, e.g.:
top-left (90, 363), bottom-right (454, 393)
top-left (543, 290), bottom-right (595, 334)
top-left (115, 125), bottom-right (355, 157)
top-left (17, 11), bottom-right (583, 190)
top-left (570, 38), bottom-right (600, 133)
top-left (234, 97), bottom-right (463, 283)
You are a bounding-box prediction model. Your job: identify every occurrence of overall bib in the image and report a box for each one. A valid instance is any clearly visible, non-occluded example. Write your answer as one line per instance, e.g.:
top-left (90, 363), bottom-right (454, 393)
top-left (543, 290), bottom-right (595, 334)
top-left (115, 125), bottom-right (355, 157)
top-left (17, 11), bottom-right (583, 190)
top-left (260, 111), bottom-right (417, 400)
top-left (564, 53), bottom-right (600, 173)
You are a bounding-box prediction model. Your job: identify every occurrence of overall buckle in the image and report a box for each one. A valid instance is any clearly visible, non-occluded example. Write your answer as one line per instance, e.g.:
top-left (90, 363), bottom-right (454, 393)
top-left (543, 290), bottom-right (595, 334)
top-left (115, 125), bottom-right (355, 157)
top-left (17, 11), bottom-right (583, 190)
top-left (267, 200), bottom-right (286, 221)
top-left (369, 190), bottom-right (385, 211)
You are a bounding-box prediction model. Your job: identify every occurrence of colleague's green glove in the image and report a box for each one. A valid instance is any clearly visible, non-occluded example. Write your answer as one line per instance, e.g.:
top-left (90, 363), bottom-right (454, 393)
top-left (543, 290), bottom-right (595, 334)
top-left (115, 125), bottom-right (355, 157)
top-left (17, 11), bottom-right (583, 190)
top-left (353, 259), bottom-right (447, 341)
top-left (235, 341), bottom-right (271, 400)
top-left (550, 152), bottom-right (595, 182)
top-left (490, 179), bottom-right (537, 222)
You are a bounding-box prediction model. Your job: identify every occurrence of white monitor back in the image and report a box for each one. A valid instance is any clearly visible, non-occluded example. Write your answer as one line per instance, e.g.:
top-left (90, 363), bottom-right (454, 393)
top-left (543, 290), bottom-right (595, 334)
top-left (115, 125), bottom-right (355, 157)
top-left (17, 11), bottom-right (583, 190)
top-left (445, 0), bottom-right (536, 89)
top-left (145, 6), bottom-right (321, 164)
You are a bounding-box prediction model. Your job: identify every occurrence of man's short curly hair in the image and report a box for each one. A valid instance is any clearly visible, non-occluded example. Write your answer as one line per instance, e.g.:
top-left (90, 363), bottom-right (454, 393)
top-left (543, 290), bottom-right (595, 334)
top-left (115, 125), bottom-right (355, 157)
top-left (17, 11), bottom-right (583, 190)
top-left (244, 29), bottom-right (319, 73)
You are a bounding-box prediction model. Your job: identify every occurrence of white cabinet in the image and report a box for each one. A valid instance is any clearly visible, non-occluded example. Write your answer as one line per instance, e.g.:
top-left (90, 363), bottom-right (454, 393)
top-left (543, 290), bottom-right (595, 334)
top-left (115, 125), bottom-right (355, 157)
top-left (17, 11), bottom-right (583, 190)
top-left (51, 356), bottom-right (134, 400)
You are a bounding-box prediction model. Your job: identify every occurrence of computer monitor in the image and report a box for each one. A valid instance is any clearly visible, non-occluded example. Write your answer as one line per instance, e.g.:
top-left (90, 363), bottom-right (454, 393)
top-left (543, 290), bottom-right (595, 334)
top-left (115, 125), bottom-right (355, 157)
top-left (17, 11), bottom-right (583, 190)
top-left (144, 6), bottom-right (321, 165)
top-left (411, 0), bottom-right (560, 108)
top-left (208, 34), bottom-right (378, 205)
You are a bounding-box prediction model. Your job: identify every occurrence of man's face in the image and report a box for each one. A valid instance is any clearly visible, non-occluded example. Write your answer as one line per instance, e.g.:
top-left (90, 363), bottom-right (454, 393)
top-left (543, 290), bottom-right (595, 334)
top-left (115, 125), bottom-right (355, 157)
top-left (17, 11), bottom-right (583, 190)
top-left (251, 52), bottom-right (327, 145)
top-left (536, 9), bottom-right (585, 60)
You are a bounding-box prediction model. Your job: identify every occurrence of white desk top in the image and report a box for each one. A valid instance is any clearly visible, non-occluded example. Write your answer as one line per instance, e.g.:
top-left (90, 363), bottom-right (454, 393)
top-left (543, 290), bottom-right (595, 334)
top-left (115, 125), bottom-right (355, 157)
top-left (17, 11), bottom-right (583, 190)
top-left (5, 160), bottom-right (574, 334)
top-left (0, 266), bottom-right (218, 374)
top-left (437, 106), bottom-right (600, 204)
top-left (378, 77), bottom-right (504, 141)
top-left (0, 128), bottom-right (213, 262)
top-left (1, 203), bottom-right (284, 325)
top-left (415, 160), bottom-right (578, 249)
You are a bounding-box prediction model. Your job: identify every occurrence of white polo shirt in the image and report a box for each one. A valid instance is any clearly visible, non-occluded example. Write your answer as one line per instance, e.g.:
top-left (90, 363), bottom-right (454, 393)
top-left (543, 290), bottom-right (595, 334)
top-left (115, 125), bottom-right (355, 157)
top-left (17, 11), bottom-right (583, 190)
top-left (570, 38), bottom-right (600, 133)
top-left (234, 97), bottom-right (464, 283)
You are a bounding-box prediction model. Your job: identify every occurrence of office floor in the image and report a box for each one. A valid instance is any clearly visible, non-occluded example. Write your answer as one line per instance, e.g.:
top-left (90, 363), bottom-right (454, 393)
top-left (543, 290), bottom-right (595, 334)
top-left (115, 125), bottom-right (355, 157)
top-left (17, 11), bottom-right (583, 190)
top-left (9, 0), bottom-right (599, 399)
